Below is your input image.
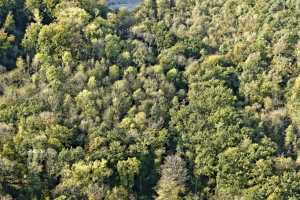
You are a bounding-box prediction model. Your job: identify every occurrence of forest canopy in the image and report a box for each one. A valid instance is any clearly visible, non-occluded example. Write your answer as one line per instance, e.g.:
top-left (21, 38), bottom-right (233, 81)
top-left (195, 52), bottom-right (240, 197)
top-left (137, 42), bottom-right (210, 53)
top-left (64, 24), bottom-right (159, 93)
top-left (1, 0), bottom-right (300, 199)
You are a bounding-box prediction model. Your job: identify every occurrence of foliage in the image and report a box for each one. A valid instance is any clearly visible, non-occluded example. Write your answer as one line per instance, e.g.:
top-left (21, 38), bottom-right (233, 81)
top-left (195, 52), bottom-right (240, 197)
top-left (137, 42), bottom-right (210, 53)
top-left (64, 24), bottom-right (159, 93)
top-left (0, 0), bottom-right (300, 199)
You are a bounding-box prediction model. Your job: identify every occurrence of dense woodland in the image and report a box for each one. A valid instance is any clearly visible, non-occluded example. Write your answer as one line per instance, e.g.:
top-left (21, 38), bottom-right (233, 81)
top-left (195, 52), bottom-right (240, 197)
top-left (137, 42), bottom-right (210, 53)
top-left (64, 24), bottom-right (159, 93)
top-left (1, 0), bottom-right (300, 199)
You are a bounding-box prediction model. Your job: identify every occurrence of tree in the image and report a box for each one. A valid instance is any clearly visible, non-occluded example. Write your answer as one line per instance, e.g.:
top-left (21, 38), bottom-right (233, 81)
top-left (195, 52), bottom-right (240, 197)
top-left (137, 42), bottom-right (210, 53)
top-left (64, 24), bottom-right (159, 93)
top-left (3, 12), bottom-right (15, 33)
top-left (155, 155), bottom-right (187, 200)
top-left (105, 34), bottom-right (122, 62)
top-left (150, 0), bottom-right (158, 20)
top-left (22, 23), bottom-right (42, 57)
top-left (55, 159), bottom-right (112, 199)
top-left (117, 157), bottom-right (140, 189)
top-left (0, 30), bottom-right (15, 59)
top-left (288, 76), bottom-right (300, 128)
top-left (106, 186), bottom-right (130, 200)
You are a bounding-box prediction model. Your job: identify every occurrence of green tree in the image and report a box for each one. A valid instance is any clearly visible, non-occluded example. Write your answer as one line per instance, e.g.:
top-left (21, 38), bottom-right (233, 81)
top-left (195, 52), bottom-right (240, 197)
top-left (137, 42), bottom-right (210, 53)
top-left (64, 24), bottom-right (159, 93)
top-left (117, 157), bottom-right (140, 189)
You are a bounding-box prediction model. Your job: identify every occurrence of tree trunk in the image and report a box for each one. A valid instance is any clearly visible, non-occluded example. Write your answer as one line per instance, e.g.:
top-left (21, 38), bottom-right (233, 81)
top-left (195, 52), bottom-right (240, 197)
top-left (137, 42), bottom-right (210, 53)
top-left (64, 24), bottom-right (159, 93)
top-left (170, 0), bottom-right (175, 8)
top-left (151, 0), bottom-right (158, 20)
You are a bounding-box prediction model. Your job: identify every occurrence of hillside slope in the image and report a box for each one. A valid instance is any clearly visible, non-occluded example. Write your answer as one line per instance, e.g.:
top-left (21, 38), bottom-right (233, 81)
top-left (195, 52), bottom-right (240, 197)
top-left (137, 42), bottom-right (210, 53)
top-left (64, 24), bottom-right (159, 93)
top-left (0, 0), bottom-right (300, 199)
